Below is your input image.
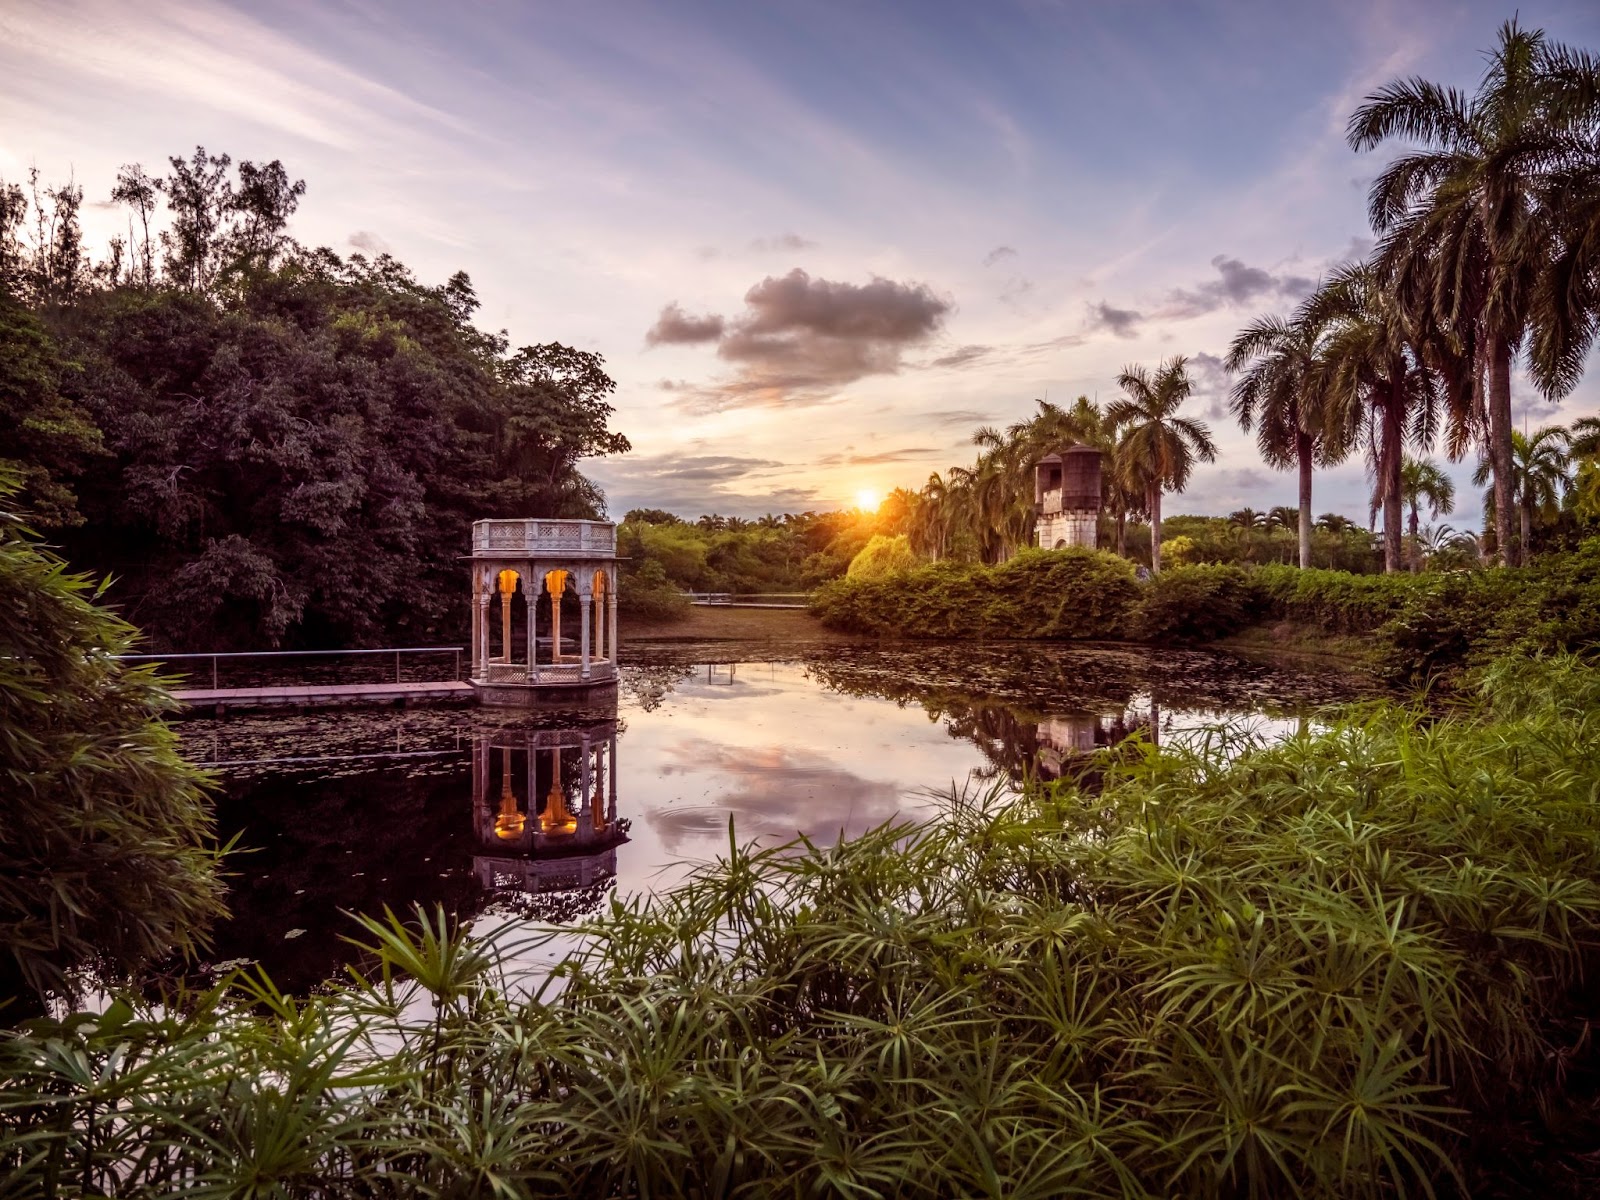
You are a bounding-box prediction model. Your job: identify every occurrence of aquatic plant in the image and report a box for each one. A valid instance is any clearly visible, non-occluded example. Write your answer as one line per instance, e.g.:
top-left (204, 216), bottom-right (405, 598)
top-left (6, 654), bottom-right (1600, 1195)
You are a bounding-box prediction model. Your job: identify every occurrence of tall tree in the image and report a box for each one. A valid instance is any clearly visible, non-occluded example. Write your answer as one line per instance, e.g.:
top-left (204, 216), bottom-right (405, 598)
top-left (159, 146), bottom-right (233, 292)
top-left (1349, 19), bottom-right (1600, 565)
top-left (111, 164), bottom-right (159, 288)
top-left (1304, 263), bottom-right (1440, 573)
top-left (1225, 302), bottom-right (1346, 568)
top-left (1106, 357), bottom-right (1217, 573)
top-left (1397, 457), bottom-right (1456, 572)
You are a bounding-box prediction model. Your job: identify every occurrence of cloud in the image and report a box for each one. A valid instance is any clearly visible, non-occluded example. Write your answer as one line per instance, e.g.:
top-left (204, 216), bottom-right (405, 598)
top-left (645, 302), bottom-right (727, 346)
top-left (983, 245), bottom-right (1017, 266)
top-left (750, 232), bottom-right (816, 252)
top-left (816, 447), bottom-right (940, 466)
top-left (628, 452), bottom-right (782, 484)
top-left (999, 276), bottom-right (1035, 306)
top-left (1186, 351), bottom-right (1231, 420)
top-left (650, 739), bottom-right (906, 851)
top-left (1086, 301), bottom-right (1144, 338)
top-left (585, 448), bottom-right (819, 519)
top-left (348, 230), bottom-right (390, 255)
top-left (1159, 255), bottom-right (1313, 319)
top-left (656, 268), bottom-right (951, 413)
top-left (930, 344), bottom-right (990, 369)
top-left (921, 408), bottom-right (993, 428)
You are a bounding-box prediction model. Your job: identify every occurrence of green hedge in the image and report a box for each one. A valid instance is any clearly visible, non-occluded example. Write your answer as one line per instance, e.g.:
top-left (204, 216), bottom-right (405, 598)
top-left (811, 547), bottom-right (1138, 639)
top-left (813, 542), bottom-right (1600, 686)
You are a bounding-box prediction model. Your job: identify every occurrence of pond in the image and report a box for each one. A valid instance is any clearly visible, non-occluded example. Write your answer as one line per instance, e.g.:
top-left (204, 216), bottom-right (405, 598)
top-left (176, 640), bottom-right (1366, 992)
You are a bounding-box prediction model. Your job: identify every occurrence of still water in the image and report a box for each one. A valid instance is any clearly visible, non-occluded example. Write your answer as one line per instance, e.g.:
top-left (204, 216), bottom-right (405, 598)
top-left (177, 641), bottom-right (1362, 991)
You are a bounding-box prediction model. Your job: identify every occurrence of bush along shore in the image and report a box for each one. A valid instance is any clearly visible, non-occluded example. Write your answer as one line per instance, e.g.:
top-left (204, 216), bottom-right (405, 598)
top-left (4, 653), bottom-right (1600, 1196)
top-left (810, 543), bottom-right (1600, 688)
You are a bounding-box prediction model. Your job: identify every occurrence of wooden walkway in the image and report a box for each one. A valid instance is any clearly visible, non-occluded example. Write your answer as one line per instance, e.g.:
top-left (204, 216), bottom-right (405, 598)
top-left (172, 680), bottom-right (475, 714)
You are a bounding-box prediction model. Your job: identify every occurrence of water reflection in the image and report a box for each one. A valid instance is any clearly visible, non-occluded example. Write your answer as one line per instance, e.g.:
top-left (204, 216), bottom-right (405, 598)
top-left (177, 642), bottom-right (1366, 990)
top-left (470, 721), bottom-right (627, 898)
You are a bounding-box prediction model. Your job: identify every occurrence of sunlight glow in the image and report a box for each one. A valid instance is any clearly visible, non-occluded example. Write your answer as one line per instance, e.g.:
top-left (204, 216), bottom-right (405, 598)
top-left (855, 488), bottom-right (881, 512)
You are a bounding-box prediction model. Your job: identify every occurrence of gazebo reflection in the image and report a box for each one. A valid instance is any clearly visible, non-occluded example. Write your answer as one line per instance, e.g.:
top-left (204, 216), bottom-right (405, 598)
top-left (470, 719), bottom-right (627, 898)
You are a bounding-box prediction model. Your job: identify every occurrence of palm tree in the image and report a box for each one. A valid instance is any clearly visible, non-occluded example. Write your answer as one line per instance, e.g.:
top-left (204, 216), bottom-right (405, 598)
top-left (1303, 263), bottom-right (1442, 573)
top-left (1398, 457), bottom-right (1456, 572)
top-left (1473, 426), bottom-right (1571, 557)
top-left (1266, 505), bottom-right (1300, 532)
top-left (1349, 20), bottom-right (1600, 565)
top-left (1568, 416), bottom-right (1600, 461)
top-left (1229, 507), bottom-right (1266, 531)
top-left (1316, 512), bottom-right (1359, 535)
top-left (1106, 357), bottom-right (1217, 573)
top-left (1225, 304), bottom-right (1346, 567)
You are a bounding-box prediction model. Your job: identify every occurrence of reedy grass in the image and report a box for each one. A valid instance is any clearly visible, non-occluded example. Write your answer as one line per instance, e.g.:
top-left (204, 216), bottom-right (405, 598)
top-left (6, 655), bottom-right (1600, 1197)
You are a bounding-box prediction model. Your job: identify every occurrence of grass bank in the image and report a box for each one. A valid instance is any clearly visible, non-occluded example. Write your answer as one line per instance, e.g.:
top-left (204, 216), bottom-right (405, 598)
top-left (622, 603), bottom-right (858, 643)
top-left (7, 654), bottom-right (1600, 1196)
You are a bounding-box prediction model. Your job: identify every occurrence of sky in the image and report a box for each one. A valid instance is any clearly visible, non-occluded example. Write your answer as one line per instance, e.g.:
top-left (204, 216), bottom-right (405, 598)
top-left (5, 0), bottom-right (1600, 526)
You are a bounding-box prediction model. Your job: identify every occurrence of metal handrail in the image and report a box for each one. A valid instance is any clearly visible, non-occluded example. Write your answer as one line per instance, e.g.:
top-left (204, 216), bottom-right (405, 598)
top-left (115, 646), bottom-right (467, 689)
top-left (116, 647), bottom-right (464, 661)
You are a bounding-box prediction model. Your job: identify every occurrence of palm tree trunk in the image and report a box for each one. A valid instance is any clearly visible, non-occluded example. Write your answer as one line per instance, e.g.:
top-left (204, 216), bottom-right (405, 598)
top-left (1489, 337), bottom-right (1518, 566)
top-left (1521, 497), bottom-right (1533, 560)
top-left (1381, 393), bottom-right (1404, 573)
top-left (1115, 511), bottom-right (1127, 558)
top-left (1296, 430), bottom-right (1313, 570)
top-left (1409, 503), bottom-right (1420, 573)
top-left (1149, 486), bottom-right (1163, 574)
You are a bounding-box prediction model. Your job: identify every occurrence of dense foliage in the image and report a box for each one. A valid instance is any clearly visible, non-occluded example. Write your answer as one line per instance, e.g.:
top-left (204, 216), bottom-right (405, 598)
top-left (812, 547), bottom-right (1139, 640)
top-left (7, 655), bottom-right (1600, 1195)
top-left (0, 152), bottom-right (629, 650)
top-left (617, 507), bottom-right (885, 596)
top-left (0, 477), bottom-right (222, 1013)
top-left (815, 538), bottom-right (1600, 688)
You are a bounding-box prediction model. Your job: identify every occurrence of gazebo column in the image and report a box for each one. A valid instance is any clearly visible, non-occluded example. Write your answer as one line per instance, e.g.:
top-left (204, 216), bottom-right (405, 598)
top-left (534, 566), bottom-right (547, 684)
top-left (580, 733), bottom-right (592, 815)
top-left (501, 583), bottom-right (514, 663)
top-left (475, 587), bottom-right (492, 679)
top-left (594, 585), bottom-right (606, 661)
top-left (579, 593), bottom-right (593, 680)
top-left (607, 732), bottom-right (618, 823)
top-left (549, 579), bottom-right (563, 665)
top-left (469, 575), bottom-right (480, 676)
top-left (607, 584), bottom-right (619, 670)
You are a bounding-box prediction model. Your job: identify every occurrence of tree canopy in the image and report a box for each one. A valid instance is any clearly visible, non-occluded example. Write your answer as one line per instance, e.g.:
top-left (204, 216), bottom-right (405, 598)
top-left (0, 151), bottom-right (630, 649)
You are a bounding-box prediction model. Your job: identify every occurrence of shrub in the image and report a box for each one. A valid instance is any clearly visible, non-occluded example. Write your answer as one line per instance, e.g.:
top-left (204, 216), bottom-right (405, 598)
top-left (617, 558), bottom-right (689, 622)
top-left (0, 475), bottom-right (224, 1014)
top-left (813, 547), bottom-right (1139, 639)
top-left (1126, 563), bottom-right (1258, 643)
top-left (7, 655), bottom-right (1600, 1195)
top-left (845, 533), bottom-right (917, 580)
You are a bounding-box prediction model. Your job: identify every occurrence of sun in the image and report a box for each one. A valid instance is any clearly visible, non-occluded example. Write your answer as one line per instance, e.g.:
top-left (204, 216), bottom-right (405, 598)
top-left (855, 487), bottom-right (881, 512)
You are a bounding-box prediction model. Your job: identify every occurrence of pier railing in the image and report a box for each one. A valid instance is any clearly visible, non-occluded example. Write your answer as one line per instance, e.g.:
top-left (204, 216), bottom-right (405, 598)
top-left (684, 592), bottom-right (811, 609)
top-left (115, 646), bottom-right (467, 691)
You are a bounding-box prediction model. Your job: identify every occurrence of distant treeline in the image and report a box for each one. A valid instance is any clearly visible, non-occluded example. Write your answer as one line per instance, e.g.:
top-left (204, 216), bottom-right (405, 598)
top-left (0, 149), bottom-right (629, 650)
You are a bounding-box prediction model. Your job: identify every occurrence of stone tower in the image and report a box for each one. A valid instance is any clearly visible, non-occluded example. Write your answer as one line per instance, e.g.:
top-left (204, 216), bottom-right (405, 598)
top-left (1034, 446), bottom-right (1103, 549)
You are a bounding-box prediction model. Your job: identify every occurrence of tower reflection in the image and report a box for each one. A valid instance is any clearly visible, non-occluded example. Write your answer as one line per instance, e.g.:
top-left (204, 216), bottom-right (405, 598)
top-left (1032, 707), bottom-right (1156, 779)
top-left (470, 718), bottom-right (627, 899)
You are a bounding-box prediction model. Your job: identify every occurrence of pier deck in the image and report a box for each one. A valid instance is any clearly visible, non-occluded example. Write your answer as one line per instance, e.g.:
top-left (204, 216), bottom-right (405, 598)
top-left (172, 680), bottom-right (474, 714)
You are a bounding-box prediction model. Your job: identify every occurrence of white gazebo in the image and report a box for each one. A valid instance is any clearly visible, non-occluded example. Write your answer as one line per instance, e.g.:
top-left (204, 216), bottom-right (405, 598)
top-left (469, 518), bottom-right (619, 705)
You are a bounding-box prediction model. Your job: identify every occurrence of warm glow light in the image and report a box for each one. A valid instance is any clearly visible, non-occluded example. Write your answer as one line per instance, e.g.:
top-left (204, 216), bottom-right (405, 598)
top-left (855, 488), bottom-right (880, 511)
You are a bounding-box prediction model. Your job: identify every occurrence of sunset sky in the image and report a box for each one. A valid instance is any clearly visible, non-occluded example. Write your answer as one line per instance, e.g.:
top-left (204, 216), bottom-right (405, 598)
top-left (6, 0), bottom-right (1600, 524)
